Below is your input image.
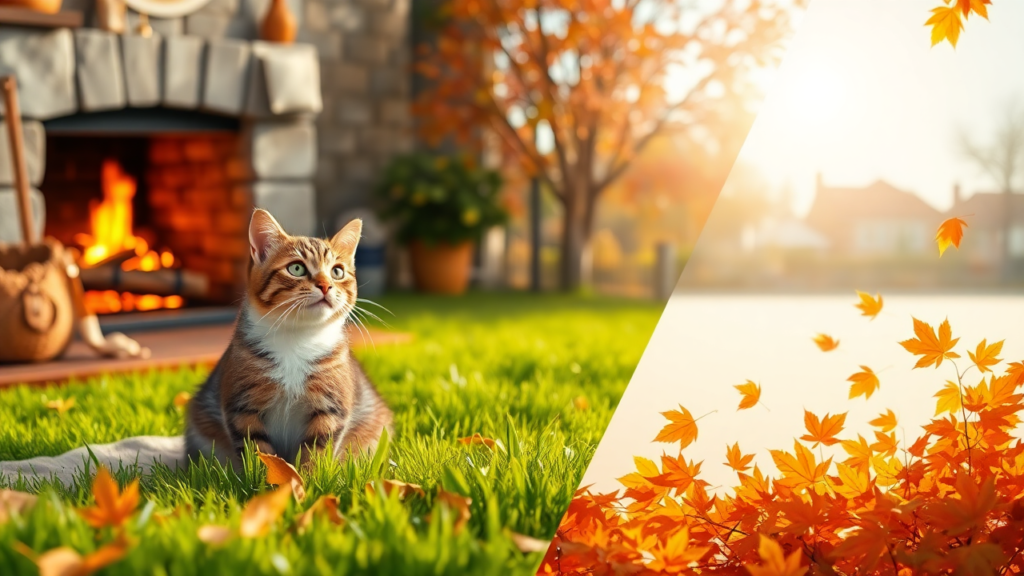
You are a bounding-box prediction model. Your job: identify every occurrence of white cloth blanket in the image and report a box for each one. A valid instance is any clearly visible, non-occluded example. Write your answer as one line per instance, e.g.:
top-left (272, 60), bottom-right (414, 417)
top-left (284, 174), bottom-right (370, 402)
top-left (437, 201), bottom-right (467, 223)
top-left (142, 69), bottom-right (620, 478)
top-left (0, 436), bottom-right (185, 486)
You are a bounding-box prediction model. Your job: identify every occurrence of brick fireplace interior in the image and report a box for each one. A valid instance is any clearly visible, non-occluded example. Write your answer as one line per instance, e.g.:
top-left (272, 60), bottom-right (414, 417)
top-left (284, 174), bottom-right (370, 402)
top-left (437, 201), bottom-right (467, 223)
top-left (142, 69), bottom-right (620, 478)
top-left (41, 123), bottom-right (252, 315)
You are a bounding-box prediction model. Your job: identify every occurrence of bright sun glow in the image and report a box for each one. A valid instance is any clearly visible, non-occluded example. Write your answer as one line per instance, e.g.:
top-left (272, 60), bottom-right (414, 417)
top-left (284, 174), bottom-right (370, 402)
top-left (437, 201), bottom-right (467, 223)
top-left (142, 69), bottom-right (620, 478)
top-left (780, 66), bottom-right (845, 128)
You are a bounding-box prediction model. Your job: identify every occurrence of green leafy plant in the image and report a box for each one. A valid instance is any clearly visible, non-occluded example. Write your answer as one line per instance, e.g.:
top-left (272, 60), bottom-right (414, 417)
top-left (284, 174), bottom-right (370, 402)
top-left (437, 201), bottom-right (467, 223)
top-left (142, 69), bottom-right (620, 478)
top-left (376, 154), bottom-right (507, 245)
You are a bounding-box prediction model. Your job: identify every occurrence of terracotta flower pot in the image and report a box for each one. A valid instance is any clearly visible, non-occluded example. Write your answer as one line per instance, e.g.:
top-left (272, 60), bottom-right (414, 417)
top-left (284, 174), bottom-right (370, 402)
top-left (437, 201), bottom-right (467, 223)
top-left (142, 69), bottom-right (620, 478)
top-left (409, 240), bottom-right (473, 295)
top-left (260, 0), bottom-right (297, 43)
top-left (1, 0), bottom-right (62, 13)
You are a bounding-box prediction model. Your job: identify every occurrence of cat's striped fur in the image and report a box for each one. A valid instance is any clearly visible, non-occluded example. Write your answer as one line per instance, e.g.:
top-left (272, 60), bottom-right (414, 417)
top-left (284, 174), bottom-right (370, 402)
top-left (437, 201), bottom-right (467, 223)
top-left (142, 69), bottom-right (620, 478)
top-left (184, 209), bottom-right (392, 467)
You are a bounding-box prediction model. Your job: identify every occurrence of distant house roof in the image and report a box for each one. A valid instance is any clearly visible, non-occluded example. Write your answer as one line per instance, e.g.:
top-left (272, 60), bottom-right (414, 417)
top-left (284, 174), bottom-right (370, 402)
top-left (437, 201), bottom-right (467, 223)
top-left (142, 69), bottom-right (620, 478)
top-left (952, 192), bottom-right (1024, 228)
top-left (806, 179), bottom-right (943, 233)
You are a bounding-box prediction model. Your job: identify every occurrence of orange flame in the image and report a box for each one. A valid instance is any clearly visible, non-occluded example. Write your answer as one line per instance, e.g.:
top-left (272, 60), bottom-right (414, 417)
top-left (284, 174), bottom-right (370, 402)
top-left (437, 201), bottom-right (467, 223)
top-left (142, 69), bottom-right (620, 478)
top-left (77, 159), bottom-right (183, 314)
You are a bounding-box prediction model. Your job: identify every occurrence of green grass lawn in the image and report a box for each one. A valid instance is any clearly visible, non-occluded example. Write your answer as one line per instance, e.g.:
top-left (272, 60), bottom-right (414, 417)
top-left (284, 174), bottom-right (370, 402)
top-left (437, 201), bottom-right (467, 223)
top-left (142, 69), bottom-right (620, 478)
top-left (0, 293), bottom-right (660, 575)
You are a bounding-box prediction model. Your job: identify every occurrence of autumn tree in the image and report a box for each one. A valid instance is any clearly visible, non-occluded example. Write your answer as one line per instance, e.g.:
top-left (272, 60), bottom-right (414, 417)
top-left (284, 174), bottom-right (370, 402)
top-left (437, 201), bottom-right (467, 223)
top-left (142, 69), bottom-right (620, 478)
top-left (414, 0), bottom-right (802, 290)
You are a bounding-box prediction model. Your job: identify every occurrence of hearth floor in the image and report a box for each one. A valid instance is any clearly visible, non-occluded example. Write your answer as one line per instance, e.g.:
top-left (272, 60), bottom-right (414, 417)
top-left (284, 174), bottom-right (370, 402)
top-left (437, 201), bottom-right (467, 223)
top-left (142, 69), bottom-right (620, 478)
top-left (0, 324), bottom-right (411, 388)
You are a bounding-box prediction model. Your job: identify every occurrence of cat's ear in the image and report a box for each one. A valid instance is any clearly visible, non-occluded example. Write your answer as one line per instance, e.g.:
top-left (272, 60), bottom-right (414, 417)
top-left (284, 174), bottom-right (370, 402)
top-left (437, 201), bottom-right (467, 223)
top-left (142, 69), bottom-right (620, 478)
top-left (331, 218), bottom-right (362, 258)
top-left (249, 209), bottom-right (287, 264)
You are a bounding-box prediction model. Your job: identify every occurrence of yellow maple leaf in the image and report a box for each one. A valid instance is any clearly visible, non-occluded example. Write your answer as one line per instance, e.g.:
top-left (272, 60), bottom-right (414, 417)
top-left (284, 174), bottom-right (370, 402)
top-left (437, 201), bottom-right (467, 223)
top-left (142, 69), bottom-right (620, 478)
top-left (968, 339), bottom-right (1003, 373)
top-left (734, 381), bottom-right (761, 411)
top-left (900, 318), bottom-right (961, 369)
top-left (848, 366), bottom-right (880, 400)
top-left (854, 291), bottom-right (883, 320)
top-left (926, 5), bottom-right (964, 47)
top-left (812, 334), bottom-right (839, 352)
top-left (935, 381), bottom-right (963, 416)
top-left (745, 534), bottom-right (807, 576)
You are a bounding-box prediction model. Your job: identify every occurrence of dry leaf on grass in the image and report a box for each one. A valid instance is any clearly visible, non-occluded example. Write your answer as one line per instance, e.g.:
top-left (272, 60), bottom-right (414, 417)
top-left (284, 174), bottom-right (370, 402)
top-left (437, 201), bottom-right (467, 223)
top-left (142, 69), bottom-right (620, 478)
top-left (239, 485), bottom-right (292, 538)
top-left (15, 540), bottom-right (128, 576)
top-left (294, 495), bottom-right (345, 532)
top-left (435, 488), bottom-right (472, 533)
top-left (45, 398), bottom-right (75, 414)
top-left (257, 452), bottom-right (306, 501)
top-left (173, 392), bottom-right (192, 408)
top-left (197, 524), bottom-right (233, 546)
top-left (365, 479), bottom-right (425, 500)
top-left (0, 489), bottom-right (37, 524)
top-left (457, 433), bottom-right (499, 449)
top-left (508, 531), bottom-right (549, 553)
top-left (77, 467), bottom-right (139, 530)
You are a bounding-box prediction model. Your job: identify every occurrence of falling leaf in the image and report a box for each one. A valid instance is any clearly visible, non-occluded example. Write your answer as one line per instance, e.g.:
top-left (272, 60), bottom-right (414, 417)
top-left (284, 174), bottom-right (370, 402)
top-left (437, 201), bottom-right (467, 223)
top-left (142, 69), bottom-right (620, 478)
top-left (734, 381), bottom-right (761, 411)
top-left (724, 442), bottom-right (754, 472)
top-left (365, 479), bottom-right (426, 500)
top-left (77, 467), bottom-right (139, 530)
top-left (458, 433), bottom-right (498, 449)
top-left (509, 531), bottom-right (549, 553)
top-left (653, 405), bottom-right (698, 448)
top-left (16, 540), bottom-right (128, 576)
top-left (900, 318), bottom-right (961, 369)
top-left (257, 452), bottom-right (306, 501)
top-left (936, 217), bottom-right (968, 255)
top-left (745, 534), bottom-right (807, 576)
top-left (45, 398), bottom-right (75, 414)
top-left (848, 366), bottom-right (880, 400)
top-left (572, 396), bottom-right (589, 410)
top-left (173, 392), bottom-right (192, 408)
top-left (239, 485), bottom-right (291, 538)
top-left (854, 291), bottom-right (883, 320)
top-left (812, 334), bottom-right (839, 352)
top-left (436, 488), bottom-right (472, 533)
top-left (197, 525), bottom-right (233, 546)
top-left (868, 409), bottom-right (898, 433)
top-left (969, 339), bottom-right (1003, 373)
top-left (800, 411), bottom-right (846, 447)
top-left (926, 5), bottom-right (963, 47)
top-left (0, 489), bottom-right (37, 524)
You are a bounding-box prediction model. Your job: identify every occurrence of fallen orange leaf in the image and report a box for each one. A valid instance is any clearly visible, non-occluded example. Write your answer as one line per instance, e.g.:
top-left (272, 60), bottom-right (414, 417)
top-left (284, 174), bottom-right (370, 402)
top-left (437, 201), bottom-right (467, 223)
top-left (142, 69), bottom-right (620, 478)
top-left (854, 291), bottom-right (883, 320)
top-left (197, 524), bottom-right (232, 546)
top-left (257, 452), bottom-right (306, 501)
top-left (936, 217), bottom-right (968, 255)
top-left (77, 467), bottom-right (139, 530)
top-left (16, 540), bottom-right (128, 576)
top-left (0, 489), bottom-right (37, 524)
top-left (173, 392), bottom-right (192, 408)
top-left (45, 398), bottom-right (75, 414)
top-left (295, 495), bottom-right (345, 532)
top-left (365, 479), bottom-right (426, 500)
top-left (239, 485), bottom-right (291, 538)
top-left (435, 488), bottom-right (472, 533)
top-left (812, 334), bottom-right (839, 352)
top-left (458, 433), bottom-right (498, 449)
top-left (734, 381), bottom-right (761, 411)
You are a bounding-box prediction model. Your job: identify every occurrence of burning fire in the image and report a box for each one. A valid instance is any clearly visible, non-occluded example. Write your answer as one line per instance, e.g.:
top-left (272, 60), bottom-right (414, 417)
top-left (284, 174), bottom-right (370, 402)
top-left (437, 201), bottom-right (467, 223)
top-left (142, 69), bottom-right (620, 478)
top-left (76, 159), bottom-right (184, 314)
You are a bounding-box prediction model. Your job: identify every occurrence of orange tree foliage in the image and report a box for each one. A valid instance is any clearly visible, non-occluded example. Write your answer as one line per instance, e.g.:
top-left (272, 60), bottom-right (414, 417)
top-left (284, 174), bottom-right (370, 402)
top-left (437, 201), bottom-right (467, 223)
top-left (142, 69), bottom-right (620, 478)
top-left (539, 224), bottom-right (1024, 575)
top-left (413, 0), bottom-right (801, 290)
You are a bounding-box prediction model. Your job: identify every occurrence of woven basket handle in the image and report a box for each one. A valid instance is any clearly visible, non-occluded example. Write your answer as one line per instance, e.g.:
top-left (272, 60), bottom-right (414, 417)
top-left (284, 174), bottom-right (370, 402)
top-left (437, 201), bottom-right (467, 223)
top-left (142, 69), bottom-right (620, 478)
top-left (1, 75), bottom-right (34, 246)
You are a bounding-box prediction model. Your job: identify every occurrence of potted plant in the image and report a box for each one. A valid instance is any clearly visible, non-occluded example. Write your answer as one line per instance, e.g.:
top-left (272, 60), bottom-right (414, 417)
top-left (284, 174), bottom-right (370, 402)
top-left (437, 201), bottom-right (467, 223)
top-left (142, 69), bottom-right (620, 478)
top-left (376, 153), bottom-right (506, 294)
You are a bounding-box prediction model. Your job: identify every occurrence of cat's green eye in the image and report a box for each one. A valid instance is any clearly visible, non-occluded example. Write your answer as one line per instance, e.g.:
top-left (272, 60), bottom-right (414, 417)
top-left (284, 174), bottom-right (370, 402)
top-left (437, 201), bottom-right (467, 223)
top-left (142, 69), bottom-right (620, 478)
top-left (286, 262), bottom-right (307, 277)
top-left (331, 266), bottom-right (345, 280)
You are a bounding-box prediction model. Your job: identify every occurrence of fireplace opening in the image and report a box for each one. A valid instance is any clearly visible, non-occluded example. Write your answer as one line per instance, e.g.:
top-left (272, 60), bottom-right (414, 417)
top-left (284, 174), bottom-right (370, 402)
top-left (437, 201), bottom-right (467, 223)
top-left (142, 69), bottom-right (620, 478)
top-left (41, 130), bottom-right (251, 315)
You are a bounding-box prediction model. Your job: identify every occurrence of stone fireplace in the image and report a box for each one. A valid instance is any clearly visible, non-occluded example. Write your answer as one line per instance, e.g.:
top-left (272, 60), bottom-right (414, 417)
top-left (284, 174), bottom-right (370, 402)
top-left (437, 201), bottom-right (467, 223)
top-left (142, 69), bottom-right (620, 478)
top-left (0, 0), bottom-right (410, 314)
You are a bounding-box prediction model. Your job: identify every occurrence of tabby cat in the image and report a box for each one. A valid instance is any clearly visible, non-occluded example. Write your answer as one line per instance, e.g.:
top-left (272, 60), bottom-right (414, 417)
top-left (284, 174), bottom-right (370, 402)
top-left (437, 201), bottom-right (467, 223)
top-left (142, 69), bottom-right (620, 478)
top-left (184, 209), bottom-right (392, 467)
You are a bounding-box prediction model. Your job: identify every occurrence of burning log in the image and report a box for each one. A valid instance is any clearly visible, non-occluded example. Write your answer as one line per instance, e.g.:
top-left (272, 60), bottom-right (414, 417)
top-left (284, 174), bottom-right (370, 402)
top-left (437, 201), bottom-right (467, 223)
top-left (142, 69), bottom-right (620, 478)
top-left (79, 265), bottom-right (209, 298)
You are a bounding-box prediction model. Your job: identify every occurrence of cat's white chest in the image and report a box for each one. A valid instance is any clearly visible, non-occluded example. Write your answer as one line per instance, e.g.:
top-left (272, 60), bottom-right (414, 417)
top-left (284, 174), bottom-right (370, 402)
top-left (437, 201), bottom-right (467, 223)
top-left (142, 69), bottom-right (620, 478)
top-left (253, 321), bottom-right (344, 397)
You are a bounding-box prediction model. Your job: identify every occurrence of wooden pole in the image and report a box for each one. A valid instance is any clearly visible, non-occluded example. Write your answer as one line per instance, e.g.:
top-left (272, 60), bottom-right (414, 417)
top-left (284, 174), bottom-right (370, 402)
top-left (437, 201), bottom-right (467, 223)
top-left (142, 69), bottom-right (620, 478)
top-left (1, 76), bottom-right (34, 244)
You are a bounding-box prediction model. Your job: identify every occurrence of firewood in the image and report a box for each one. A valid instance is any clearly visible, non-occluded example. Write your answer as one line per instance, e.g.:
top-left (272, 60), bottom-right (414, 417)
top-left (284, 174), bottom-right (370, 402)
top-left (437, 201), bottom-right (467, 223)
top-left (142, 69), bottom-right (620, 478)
top-left (79, 265), bottom-right (209, 298)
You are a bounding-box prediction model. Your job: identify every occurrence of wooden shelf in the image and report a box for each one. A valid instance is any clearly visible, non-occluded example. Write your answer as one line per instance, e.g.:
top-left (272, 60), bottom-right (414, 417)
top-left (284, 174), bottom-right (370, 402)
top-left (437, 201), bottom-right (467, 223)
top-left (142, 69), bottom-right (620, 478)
top-left (0, 6), bottom-right (82, 28)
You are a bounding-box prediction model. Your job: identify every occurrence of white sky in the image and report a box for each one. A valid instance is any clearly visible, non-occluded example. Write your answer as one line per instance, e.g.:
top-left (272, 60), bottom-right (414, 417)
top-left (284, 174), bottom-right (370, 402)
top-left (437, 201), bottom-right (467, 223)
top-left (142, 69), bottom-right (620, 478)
top-left (741, 0), bottom-right (1024, 214)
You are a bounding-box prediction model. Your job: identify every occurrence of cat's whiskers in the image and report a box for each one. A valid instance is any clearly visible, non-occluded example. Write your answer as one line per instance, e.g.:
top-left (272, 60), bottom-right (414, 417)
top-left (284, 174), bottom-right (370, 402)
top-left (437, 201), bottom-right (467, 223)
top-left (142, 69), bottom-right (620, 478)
top-left (265, 298), bottom-right (304, 338)
top-left (356, 298), bottom-right (395, 317)
top-left (340, 300), bottom-right (375, 350)
top-left (256, 294), bottom-right (304, 323)
top-left (352, 304), bottom-right (390, 329)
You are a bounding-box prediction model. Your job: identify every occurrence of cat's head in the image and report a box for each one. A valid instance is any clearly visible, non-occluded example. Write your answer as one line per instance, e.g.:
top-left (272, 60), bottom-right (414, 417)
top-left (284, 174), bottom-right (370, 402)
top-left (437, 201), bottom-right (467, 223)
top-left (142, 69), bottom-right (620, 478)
top-left (246, 209), bottom-right (362, 328)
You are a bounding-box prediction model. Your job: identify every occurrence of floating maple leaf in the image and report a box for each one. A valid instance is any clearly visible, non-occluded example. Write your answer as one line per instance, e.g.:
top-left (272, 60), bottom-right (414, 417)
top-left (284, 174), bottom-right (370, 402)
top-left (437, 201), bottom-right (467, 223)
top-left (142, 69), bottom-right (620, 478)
top-left (936, 217), bottom-right (968, 255)
top-left (734, 381), bottom-right (761, 411)
top-left (848, 366), bottom-right (880, 400)
top-left (927, 4), bottom-right (964, 47)
top-left (653, 405), bottom-right (698, 448)
top-left (800, 411), bottom-right (846, 447)
top-left (854, 291), bottom-right (883, 320)
top-left (900, 318), bottom-right (961, 369)
top-left (812, 334), bottom-right (839, 352)
top-left (77, 467), bottom-right (139, 530)
top-left (868, 409), bottom-right (898, 433)
top-left (969, 339), bottom-right (1003, 373)
top-left (724, 442), bottom-right (754, 472)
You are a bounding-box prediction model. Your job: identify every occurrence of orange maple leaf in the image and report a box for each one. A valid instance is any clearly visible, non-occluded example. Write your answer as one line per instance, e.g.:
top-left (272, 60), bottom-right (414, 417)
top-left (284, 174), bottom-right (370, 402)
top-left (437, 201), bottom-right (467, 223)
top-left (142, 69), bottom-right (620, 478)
top-left (936, 217), bottom-right (968, 255)
top-left (840, 434), bottom-right (873, 473)
top-left (735, 381), bottom-right (761, 411)
top-left (868, 409), bottom-right (898, 433)
top-left (745, 534), bottom-right (807, 576)
top-left (800, 411), bottom-right (846, 447)
top-left (258, 452), bottom-right (306, 501)
top-left (646, 525), bottom-right (710, 572)
top-left (968, 339), bottom-right (1003, 373)
top-left (239, 485), bottom-right (292, 538)
top-left (771, 441), bottom-right (830, 491)
top-left (854, 291), bottom-right (883, 320)
top-left (812, 334), bottom-right (839, 352)
top-left (77, 467), bottom-right (139, 530)
top-left (926, 5), bottom-right (964, 47)
top-left (725, 442), bottom-right (754, 473)
top-left (934, 381), bottom-right (963, 416)
top-left (848, 366), bottom-right (880, 400)
top-left (900, 318), bottom-right (961, 369)
top-left (15, 540), bottom-right (128, 576)
top-left (654, 405), bottom-right (698, 449)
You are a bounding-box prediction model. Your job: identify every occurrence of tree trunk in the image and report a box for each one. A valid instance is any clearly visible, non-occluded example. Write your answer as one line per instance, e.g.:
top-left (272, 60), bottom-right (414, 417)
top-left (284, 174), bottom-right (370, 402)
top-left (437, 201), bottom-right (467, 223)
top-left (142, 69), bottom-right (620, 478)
top-left (1004, 187), bottom-right (1014, 281)
top-left (559, 182), bottom-right (595, 292)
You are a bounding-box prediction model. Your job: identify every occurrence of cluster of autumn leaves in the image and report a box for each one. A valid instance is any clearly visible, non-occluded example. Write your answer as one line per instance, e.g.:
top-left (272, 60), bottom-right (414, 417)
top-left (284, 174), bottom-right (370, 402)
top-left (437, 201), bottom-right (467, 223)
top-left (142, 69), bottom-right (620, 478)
top-left (537, 216), bottom-right (1024, 575)
top-left (927, 0), bottom-right (993, 47)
